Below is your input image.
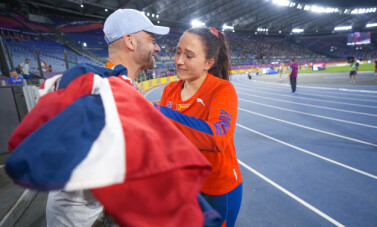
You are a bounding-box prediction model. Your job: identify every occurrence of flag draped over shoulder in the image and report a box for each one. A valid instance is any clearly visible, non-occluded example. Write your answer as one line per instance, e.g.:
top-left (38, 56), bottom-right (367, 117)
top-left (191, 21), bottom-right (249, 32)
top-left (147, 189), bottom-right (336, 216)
top-left (6, 63), bottom-right (213, 227)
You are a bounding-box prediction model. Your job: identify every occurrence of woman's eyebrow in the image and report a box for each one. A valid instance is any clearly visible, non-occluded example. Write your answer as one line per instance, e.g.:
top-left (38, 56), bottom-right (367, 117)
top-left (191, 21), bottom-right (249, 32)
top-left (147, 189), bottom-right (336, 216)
top-left (184, 48), bottom-right (195, 55)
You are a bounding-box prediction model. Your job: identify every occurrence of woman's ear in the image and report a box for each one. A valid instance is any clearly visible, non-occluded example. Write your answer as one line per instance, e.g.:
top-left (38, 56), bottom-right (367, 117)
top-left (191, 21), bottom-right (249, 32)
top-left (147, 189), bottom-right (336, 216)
top-left (123, 34), bottom-right (135, 51)
top-left (204, 58), bottom-right (215, 71)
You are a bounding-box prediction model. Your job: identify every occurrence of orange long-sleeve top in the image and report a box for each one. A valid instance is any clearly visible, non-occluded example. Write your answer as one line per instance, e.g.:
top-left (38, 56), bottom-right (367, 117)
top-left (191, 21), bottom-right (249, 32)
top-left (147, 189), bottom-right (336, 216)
top-left (155, 73), bottom-right (242, 195)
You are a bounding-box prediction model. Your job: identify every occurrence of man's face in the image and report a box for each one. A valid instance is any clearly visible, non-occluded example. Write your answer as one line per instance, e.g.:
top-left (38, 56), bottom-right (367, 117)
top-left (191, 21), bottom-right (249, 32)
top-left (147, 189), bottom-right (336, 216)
top-left (134, 31), bottom-right (161, 70)
top-left (11, 71), bottom-right (18, 78)
top-left (25, 59), bottom-right (30, 64)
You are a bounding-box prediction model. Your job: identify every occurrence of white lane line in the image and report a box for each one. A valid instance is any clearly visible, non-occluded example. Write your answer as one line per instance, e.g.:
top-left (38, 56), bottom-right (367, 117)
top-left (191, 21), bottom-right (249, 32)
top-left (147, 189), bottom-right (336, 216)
top-left (239, 98), bottom-right (377, 129)
top-left (235, 78), bottom-right (377, 97)
top-left (234, 82), bottom-right (377, 103)
top-left (237, 91), bottom-right (377, 117)
top-left (238, 160), bottom-right (345, 227)
top-left (236, 86), bottom-right (377, 109)
top-left (236, 123), bottom-right (377, 180)
top-left (238, 107), bottom-right (377, 147)
top-left (233, 76), bottom-right (377, 98)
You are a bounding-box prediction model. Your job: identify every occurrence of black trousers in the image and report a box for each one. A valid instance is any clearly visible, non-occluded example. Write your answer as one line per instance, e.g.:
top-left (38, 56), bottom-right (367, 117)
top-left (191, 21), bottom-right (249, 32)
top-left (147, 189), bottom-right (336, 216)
top-left (290, 77), bottom-right (297, 93)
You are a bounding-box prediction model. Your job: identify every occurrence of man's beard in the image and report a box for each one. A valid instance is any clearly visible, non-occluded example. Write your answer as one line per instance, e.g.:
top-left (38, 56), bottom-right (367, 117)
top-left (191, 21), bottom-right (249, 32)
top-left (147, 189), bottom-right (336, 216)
top-left (137, 42), bottom-right (154, 70)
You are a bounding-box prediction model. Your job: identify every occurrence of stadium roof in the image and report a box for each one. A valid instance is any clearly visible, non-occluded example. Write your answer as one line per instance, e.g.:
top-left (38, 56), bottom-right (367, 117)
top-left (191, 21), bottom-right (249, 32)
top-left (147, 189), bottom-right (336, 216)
top-left (21, 0), bottom-right (377, 35)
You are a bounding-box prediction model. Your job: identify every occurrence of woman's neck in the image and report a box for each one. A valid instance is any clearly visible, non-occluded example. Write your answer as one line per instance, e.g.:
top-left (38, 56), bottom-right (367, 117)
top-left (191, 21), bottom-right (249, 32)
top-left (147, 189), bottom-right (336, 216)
top-left (182, 72), bottom-right (208, 101)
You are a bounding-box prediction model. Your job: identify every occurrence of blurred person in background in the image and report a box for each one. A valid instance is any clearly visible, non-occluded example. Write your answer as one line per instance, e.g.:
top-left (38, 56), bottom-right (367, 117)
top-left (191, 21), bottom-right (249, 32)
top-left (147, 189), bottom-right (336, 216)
top-left (7, 69), bottom-right (24, 85)
top-left (20, 58), bottom-right (30, 79)
top-left (289, 58), bottom-right (298, 93)
top-left (349, 58), bottom-right (359, 84)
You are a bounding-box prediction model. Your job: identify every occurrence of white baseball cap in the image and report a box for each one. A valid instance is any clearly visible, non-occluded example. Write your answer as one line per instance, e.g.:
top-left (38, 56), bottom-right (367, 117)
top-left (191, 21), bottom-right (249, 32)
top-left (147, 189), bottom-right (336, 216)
top-left (103, 9), bottom-right (170, 44)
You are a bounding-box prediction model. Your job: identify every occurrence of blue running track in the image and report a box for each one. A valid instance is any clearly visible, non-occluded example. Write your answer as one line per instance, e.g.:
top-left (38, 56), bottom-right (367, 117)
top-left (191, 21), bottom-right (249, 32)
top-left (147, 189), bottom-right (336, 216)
top-left (145, 73), bottom-right (377, 227)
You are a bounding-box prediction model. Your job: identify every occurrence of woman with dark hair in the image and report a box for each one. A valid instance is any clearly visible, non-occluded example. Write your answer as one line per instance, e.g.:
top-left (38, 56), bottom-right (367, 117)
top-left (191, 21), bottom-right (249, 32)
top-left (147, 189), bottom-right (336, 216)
top-left (155, 27), bottom-right (243, 227)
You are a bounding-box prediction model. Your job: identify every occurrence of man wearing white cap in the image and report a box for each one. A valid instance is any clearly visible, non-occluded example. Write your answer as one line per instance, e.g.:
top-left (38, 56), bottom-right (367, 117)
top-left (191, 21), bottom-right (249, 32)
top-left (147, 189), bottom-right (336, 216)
top-left (45, 9), bottom-right (171, 226)
top-left (103, 8), bottom-right (169, 81)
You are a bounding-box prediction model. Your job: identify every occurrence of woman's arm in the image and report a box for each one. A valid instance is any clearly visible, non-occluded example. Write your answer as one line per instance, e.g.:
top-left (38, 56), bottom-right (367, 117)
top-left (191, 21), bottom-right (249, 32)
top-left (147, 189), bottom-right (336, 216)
top-left (156, 84), bottom-right (237, 152)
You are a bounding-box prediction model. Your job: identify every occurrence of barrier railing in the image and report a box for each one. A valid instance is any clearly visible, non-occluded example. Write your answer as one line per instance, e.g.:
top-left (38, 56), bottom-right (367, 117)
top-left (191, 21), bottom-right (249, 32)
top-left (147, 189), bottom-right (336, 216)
top-left (137, 75), bottom-right (178, 93)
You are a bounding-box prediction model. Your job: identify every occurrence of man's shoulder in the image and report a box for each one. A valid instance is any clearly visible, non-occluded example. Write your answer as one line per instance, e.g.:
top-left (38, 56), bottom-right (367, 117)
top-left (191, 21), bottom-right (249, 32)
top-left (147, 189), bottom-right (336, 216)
top-left (59, 63), bottom-right (129, 89)
top-left (59, 64), bottom-right (106, 89)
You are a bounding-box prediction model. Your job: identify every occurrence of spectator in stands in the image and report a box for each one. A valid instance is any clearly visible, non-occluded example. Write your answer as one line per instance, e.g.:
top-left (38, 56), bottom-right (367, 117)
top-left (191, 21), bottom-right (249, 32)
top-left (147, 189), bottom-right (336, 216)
top-left (374, 58), bottom-right (377, 76)
top-left (20, 58), bottom-right (30, 79)
top-left (289, 58), bottom-right (298, 93)
top-left (41, 60), bottom-right (49, 72)
top-left (279, 63), bottom-right (283, 81)
top-left (7, 69), bottom-right (24, 85)
top-left (156, 27), bottom-right (243, 227)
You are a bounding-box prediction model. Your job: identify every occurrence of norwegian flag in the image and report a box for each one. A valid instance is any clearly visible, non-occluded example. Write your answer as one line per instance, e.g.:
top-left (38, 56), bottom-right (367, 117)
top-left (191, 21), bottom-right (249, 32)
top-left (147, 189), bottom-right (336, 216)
top-left (5, 64), bottom-right (214, 226)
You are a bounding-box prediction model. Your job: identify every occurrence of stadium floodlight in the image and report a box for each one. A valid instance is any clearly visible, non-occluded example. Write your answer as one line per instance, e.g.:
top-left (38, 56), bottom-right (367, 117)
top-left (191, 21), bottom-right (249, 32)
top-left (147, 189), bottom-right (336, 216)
top-left (80, 4), bottom-right (84, 8)
top-left (292, 28), bottom-right (304, 33)
top-left (304, 5), bottom-right (311, 11)
top-left (147, 12), bottom-right (150, 16)
top-left (191, 19), bottom-right (205, 28)
top-left (152, 14), bottom-right (155, 17)
top-left (156, 15), bottom-right (159, 18)
top-left (83, 42), bottom-right (87, 47)
top-left (279, 30), bottom-right (281, 33)
top-left (366, 23), bottom-right (377, 28)
top-left (311, 5), bottom-right (333, 13)
top-left (334, 26), bottom-right (352, 31)
top-left (297, 4), bottom-right (302, 9)
top-left (257, 27), bottom-right (268, 32)
top-left (273, 0), bottom-right (290, 7)
top-left (105, 9), bottom-right (108, 12)
top-left (222, 24), bottom-right (234, 30)
top-left (157, 21), bottom-right (160, 24)
top-left (311, 5), bottom-right (320, 13)
top-left (351, 8), bottom-right (370, 14)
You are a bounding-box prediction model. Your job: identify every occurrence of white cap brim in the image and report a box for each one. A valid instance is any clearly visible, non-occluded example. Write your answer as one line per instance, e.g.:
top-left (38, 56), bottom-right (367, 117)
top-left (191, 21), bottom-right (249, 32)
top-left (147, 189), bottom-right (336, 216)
top-left (144, 25), bottom-right (170, 35)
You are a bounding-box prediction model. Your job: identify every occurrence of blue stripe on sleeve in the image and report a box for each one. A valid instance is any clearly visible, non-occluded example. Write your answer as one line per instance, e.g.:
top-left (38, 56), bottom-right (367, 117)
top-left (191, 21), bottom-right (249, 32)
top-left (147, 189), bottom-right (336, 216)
top-left (156, 104), bottom-right (214, 136)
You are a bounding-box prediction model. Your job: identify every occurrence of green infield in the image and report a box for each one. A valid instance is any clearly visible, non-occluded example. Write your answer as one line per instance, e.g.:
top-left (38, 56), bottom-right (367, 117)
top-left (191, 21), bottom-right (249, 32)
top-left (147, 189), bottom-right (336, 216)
top-left (294, 63), bottom-right (375, 73)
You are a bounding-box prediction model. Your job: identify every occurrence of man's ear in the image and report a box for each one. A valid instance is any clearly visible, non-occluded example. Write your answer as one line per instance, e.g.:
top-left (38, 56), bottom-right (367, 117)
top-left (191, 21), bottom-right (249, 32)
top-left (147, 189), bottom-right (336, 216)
top-left (204, 58), bottom-right (215, 71)
top-left (123, 34), bottom-right (135, 51)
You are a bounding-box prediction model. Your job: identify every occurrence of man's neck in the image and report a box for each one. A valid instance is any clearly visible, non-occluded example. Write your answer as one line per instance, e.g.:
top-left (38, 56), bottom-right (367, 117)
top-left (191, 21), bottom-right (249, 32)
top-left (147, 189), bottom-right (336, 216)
top-left (108, 56), bottom-right (140, 81)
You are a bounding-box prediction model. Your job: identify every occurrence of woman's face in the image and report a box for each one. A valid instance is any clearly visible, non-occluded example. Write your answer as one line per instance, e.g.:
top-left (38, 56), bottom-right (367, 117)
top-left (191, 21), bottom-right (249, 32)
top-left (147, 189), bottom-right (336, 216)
top-left (174, 33), bottom-right (213, 82)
